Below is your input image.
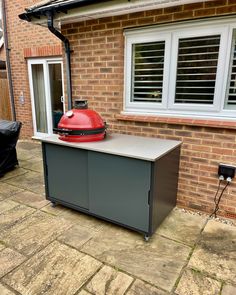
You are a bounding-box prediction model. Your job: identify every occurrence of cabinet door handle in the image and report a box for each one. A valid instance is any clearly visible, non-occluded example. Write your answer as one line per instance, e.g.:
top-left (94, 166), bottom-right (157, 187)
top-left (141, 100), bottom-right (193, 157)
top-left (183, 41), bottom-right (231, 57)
top-left (148, 190), bottom-right (151, 205)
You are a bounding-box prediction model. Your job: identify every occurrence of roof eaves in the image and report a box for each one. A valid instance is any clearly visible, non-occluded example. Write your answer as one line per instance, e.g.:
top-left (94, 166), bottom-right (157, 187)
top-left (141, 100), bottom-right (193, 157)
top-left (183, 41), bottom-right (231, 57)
top-left (25, 0), bottom-right (77, 12)
top-left (25, 0), bottom-right (53, 11)
top-left (26, 0), bottom-right (56, 11)
top-left (19, 0), bottom-right (112, 21)
top-left (19, 0), bottom-right (207, 26)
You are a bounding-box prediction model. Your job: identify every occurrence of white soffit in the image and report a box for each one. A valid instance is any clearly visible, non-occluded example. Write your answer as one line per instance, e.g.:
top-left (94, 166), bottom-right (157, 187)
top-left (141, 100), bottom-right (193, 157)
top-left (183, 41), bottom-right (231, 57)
top-left (32, 0), bottom-right (206, 26)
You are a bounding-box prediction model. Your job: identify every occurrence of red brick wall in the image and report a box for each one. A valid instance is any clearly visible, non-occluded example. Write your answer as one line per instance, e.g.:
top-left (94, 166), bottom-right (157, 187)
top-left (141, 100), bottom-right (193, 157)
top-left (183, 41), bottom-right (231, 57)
top-left (4, 0), bottom-right (61, 137)
top-left (61, 0), bottom-right (236, 218)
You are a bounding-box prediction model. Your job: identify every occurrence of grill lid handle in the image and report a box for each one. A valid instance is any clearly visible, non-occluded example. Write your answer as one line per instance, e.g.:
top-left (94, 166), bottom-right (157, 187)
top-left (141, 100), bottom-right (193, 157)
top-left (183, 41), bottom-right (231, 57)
top-left (74, 100), bottom-right (88, 109)
top-left (65, 110), bottom-right (74, 118)
top-left (53, 126), bottom-right (106, 136)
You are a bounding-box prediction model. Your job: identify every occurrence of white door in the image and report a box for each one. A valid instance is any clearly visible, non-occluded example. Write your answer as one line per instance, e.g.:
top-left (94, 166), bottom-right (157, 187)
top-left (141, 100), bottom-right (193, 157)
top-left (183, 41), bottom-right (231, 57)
top-left (28, 58), bottom-right (65, 137)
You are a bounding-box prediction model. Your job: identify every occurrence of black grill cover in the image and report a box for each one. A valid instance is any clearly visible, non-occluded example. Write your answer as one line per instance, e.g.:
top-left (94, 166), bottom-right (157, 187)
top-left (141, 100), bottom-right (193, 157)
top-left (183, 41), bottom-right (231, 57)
top-left (0, 120), bottom-right (22, 177)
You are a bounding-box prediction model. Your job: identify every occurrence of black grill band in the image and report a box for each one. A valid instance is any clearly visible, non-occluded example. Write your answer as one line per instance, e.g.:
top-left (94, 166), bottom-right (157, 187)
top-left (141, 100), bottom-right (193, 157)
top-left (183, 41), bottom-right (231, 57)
top-left (53, 126), bottom-right (106, 136)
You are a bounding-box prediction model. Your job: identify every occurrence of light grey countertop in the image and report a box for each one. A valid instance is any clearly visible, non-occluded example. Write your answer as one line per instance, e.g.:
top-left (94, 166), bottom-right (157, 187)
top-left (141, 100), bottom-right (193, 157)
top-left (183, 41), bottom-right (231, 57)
top-left (34, 133), bottom-right (181, 161)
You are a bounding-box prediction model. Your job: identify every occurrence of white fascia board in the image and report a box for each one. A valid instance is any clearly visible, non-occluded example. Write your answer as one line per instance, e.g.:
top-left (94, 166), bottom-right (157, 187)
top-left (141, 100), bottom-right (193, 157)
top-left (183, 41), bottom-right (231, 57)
top-left (30, 0), bottom-right (205, 27)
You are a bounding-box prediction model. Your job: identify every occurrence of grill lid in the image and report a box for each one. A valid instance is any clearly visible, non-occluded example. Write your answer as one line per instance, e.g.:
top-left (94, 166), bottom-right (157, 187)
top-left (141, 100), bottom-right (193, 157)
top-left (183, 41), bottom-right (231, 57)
top-left (54, 100), bottom-right (106, 142)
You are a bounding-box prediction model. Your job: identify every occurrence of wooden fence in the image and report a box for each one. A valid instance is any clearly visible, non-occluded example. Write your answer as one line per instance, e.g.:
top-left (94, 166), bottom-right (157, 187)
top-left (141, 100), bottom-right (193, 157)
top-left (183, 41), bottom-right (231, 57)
top-left (0, 70), bottom-right (12, 120)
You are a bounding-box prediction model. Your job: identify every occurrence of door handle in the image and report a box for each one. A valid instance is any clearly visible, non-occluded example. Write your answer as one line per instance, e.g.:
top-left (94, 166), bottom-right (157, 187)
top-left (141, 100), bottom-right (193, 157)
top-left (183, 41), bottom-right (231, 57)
top-left (60, 96), bottom-right (64, 103)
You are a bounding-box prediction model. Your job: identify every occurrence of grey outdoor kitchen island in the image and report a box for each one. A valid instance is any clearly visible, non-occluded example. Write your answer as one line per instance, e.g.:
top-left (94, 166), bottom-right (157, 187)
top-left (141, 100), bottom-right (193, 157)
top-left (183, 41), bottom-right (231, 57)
top-left (40, 133), bottom-right (181, 240)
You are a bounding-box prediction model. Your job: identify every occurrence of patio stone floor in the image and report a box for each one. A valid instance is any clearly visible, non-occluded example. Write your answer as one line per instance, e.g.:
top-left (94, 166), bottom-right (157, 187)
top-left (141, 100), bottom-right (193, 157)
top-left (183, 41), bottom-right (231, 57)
top-left (0, 140), bottom-right (235, 295)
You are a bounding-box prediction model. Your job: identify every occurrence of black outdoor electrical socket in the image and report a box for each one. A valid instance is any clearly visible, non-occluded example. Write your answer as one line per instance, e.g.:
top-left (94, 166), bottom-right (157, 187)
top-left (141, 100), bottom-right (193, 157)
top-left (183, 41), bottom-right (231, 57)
top-left (218, 164), bottom-right (236, 179)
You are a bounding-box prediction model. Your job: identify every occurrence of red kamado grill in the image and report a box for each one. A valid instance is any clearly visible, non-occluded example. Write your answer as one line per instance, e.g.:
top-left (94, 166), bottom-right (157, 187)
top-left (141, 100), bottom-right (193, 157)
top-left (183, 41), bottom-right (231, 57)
top-left (54, 100), bottom-right (106, 142)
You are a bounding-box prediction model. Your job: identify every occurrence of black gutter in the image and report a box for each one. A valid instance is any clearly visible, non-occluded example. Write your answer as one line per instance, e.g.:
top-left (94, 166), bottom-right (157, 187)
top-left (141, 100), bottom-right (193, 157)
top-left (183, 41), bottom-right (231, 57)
top-left (47, 11), bottom-right (72, 110)
top-left (19, 0), bottom-right (112, 21)
top-left (2, 0), bottom-right (16, 121)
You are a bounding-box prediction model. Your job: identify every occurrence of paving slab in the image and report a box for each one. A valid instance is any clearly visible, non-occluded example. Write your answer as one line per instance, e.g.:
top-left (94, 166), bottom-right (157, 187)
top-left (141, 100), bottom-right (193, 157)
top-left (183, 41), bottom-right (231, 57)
top-left (62, 209), bottom-right (107, 229)
top-left (175, 268), bottom-right (221, 295)
top-left (81, 225), bottom-right (191, 292)
top-left (0, 200), bottom-right (18, 214)
top-left (222, 284), bottom-right (236, 295)
top-left (0, 283), bottom-right (16, 295)
top-left (58, 224), bottom-right (98, 249)
top-left (156, 208), bottom-right (207, 246)
top-left (5, 171), bottom-right (45, 195)
top-left (81, 223), bottom-right (143, 254)
top-left (62, 209), bottom-right (110, 230)
top-left (0, 205), bottom-right (35, 237)
top-left (126, 279), bottom-right (169, 295)
top-left (42, 205), bottom-right (106, 230)
top-left (77, 290), bottom-right (91, 295)
top-left (19, 157), bottom-right (43, 173)
top-left (27, 149), bottom-right (43, 158)
top-left (16, 149), bottom-right (36, 161)
top-left (0, 248), bottom-right (25, 278)
top-left (10, 190), bottom-right (49, 209)
top-left (0, 211), bottom-right (72, 256)
top-left (188, 220), bottom-right (236, 283)
top-left (17, 141), bottom-right (41, 152)
top-left (40, 203), bottom-right (69, 216)
top-left (0, 167), bottom-right (28, 181)
top-left (17, 142), bottom-right (41, 161)
top-left (0, 244), bottom-right (5, 251)
top-left (3, 241), bottom-right (102, 295)
top-left (86, 265), bottom-right (133, 295)
top-left (0, 183), bottom-right (23, 201)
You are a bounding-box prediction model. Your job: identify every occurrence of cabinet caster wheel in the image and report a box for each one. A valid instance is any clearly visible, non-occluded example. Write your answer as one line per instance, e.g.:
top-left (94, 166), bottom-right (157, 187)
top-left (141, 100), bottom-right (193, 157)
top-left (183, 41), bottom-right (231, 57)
top-left (50, 202), bottom-right (56, 208)
top-left (144, 235), bottom-right (150, 242)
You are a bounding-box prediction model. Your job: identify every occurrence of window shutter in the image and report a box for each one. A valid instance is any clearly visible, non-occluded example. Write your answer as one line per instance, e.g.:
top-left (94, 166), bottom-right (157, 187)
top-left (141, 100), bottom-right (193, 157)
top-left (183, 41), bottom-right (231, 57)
top-left (225, 31), bottom-right (236, 109)
top-left (131, 41), bottom-right (165, 103)
top-left (175, 35), bottom-right (221, 104)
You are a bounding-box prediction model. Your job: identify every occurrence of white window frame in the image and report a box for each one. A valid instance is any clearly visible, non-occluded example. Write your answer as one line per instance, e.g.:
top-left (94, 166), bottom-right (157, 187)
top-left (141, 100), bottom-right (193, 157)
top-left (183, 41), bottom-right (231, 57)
top-left (28, 58), bottom-right (65, 137)
top-left (223, 24), bottom-right (236, 111)
top-left (123, 17), bottom-right (236, 120)
top-left (168, 26), bottom-right (228, 112)
top-left (125, 32), bottom-right (171, 111)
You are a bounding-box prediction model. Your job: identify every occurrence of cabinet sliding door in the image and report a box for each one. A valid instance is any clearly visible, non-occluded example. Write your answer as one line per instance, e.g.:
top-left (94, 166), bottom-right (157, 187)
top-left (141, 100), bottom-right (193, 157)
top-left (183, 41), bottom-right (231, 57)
top-left (88, 151), bottom-right (151, 232)
top-left (44, 144), bottom-right (89, 210)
